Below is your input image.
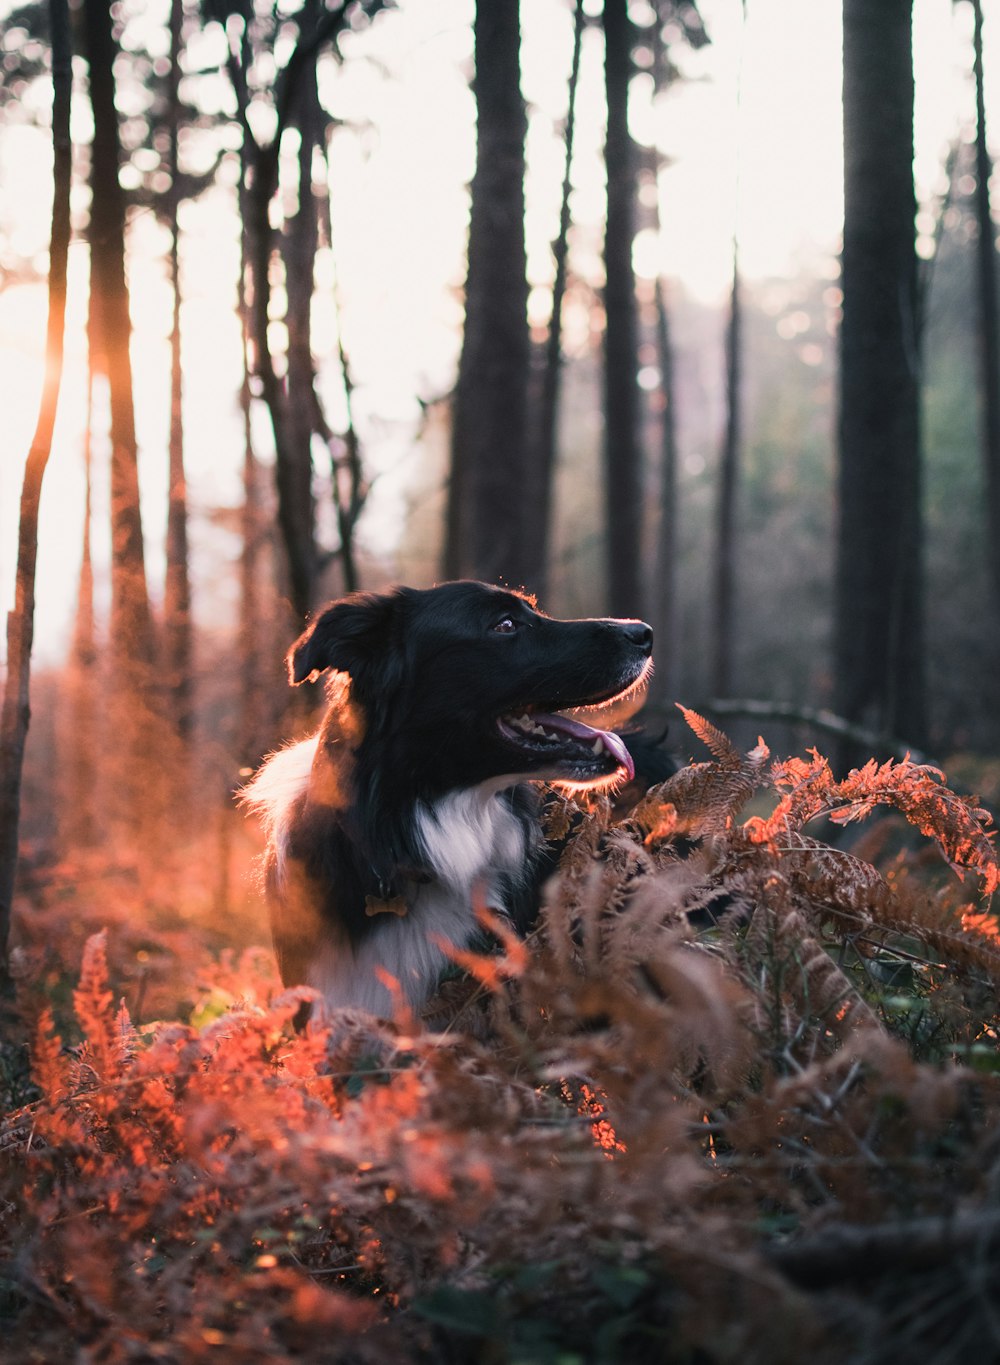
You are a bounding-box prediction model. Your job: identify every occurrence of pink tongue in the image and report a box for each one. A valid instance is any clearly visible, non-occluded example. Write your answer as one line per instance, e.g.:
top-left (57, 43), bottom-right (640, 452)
top-left (535, 713), bottom-right (635, 782)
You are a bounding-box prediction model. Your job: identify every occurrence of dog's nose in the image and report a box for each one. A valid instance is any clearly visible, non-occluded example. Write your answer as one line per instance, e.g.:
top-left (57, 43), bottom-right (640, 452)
top-left (622, 621), bottom-right (653, 654)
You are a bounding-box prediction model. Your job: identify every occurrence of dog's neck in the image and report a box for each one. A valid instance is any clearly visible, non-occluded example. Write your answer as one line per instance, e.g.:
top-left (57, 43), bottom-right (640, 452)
top-left (415, 786), bottom-right (532, 904)
top-left (246, 732), bottom-right (537, 896)
top-left (244, 732), bottom-right (538, 1016)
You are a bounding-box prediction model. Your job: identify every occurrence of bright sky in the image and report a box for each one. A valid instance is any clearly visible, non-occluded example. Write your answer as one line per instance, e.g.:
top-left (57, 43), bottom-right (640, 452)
top-left (0, 0), bottom-right (997, 662)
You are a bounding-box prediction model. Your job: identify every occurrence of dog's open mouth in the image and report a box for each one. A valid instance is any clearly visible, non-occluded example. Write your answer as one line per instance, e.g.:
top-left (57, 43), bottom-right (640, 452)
top-left (496, 708), bottom-right (635, 782)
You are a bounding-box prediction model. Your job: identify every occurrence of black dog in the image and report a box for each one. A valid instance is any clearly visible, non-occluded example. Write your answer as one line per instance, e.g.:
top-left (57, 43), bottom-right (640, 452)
top-left (242, 580), bottom-right (653, 1017)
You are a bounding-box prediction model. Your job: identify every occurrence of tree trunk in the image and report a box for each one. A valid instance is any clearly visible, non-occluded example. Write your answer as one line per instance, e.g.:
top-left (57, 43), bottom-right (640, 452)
top-left (602, 0), bottom-right (644, 618)
top-left (446, 0), bottom-right (530, 587)
top-left (243, 136), bottom-right (316, 622)
top-left (0, 0), bottom-right (73, 976)
top-left (649, 10), bottom-right (685, 705)
top-left (652, 273), bottom-right (680, 703)
top-left (163, 0), bottom-right (192, 740)
top-left (228, 6), bottom-right (370, 622)
top-left (711, 256), bottom-right (742, 696)
top-left (83, 0), bottom-right (154, 680)
top-left (834, 0), bottom-right (926, 755)
top-left (971, 0), bottom-right (1000, 617)
top-left (63, 369), bottom-right (99, 848)
top-left (238, 232), bottom-right (266, 764)
top-left (523, 0), bottom-right (584, 600)
top-left (282, 44), bottom-right (321, 613)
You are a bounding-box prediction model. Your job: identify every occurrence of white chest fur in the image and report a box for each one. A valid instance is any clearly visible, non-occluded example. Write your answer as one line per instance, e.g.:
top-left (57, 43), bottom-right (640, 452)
top-left (308, 785), bottom-right (532, 1017)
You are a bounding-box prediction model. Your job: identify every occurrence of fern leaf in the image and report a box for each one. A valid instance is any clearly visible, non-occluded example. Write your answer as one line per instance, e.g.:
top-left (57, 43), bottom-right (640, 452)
top-left (644, 711), bottom-right (769, 838)
top-left (828, 760), bottom-right (999, 895)
top-left (677, 704), bottom-right (743, 766)
top-left (31, 1005), bottom-right (69, 1103)
top-left (73, 929), bottom-right (122, 1082)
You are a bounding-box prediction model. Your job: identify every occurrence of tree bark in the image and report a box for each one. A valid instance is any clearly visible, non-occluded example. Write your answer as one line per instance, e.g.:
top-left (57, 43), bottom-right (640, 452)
top-left (0, 0), bottom-right (73, 975)
top-left (649, 11), bottom-right (685, 704)
top-left (242, 104), bottom-right (315, 622)
top-left (238, 379), bottom-right (267, 762)
top-left (446, 0), bottom-right (531, 587)
top-left (282, 31), bottom-right (321, 612)
top-left (63, 368), bottom-right (98, 847)
top-left (602, 0), bottom-right (644, 618)
top-left (83, 0), bottom-right (154, 679)
top-left (970, 0), bottom-right (1000, 617)
top-left (652, 273), bottom-right (680, 703)
top-left (163, 0), bottom-right (192, 740)
top-left (834, 0), bottom-right (926, 757)
top-left (711, 255), bottom-right (742, 696)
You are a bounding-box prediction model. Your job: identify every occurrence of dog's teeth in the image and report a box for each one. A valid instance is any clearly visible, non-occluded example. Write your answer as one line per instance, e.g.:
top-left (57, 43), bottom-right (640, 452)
top-left (592, 738), bottom-right (604, 754)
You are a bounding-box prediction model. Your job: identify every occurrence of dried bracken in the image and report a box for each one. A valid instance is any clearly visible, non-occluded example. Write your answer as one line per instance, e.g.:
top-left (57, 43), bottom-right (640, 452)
top-left (5, 714), bottom-right (1000, 1363)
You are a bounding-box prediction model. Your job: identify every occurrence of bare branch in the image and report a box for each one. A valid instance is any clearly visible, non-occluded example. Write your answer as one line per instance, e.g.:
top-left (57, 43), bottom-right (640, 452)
top-left (699, 698), bottom-right (929, 767)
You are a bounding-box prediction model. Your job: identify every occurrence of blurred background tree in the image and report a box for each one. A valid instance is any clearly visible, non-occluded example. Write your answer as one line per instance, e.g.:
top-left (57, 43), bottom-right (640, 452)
top-left (834, 0), bottom-right (926, 760)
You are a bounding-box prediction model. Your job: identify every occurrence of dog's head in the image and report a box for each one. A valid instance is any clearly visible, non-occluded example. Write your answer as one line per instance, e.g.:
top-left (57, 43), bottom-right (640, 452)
top-left (288, 581), bottom-right (653, 793)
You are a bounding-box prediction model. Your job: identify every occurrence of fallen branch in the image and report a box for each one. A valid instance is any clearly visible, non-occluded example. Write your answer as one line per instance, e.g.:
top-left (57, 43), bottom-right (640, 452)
top-left (700, 698), bottom-right (929, 767)
top-left (766, 1209), bottom-right (1000, 1288)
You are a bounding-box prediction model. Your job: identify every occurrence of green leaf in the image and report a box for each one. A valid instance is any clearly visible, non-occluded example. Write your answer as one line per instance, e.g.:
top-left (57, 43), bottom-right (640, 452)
top-left (412, 1287), bottom-right (503, 1336)
top-left (590, 1264), bottom-right (650, 1311)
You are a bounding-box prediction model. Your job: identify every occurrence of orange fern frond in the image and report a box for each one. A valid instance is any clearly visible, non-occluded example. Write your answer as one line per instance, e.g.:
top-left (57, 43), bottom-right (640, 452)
top-left (73, 929), bottom-right (123, 1083)
top-left (828, 759), bottom-right (999, 896)
top-left (762, 749), bottom-right (837, 835)
top-left (677, 704), bottom-right (745, 767)
top-left (639, 714), bottom-right (769, 840)
top-left (31, 1005), bottom-right (70, 1103)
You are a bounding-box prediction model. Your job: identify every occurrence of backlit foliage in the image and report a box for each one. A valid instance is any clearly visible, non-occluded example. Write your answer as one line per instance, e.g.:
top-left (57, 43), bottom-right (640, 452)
top-left (5, 715), bottom-right (1000, 1362)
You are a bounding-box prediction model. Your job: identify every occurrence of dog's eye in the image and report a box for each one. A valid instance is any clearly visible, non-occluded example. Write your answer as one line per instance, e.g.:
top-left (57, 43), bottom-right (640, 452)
top-left (491, 616), bottom-right (518, 635)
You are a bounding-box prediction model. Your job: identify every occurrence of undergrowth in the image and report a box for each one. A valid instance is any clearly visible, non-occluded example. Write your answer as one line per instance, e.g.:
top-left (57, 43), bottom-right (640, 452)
top-left (4, 712), bottom-right (1000, 1363)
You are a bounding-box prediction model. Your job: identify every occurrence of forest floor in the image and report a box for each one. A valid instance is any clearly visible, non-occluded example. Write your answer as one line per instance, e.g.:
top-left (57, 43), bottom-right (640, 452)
top-left (4, 716), bottom-right (1000, 1364)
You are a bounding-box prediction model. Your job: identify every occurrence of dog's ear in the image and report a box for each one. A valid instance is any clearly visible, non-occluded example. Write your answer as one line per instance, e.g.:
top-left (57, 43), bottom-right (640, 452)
top-left (287, 591), bottom-right (400, 686)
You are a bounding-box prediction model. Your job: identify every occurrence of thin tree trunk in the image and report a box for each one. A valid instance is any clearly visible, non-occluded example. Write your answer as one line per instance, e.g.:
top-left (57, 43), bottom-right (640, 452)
top-left (649, 13), bottom-right (683, 704)
top-left (835, 0), bottom-right (926, 755)
top-left (0, 0), bottom-right (73, 975)
top-left (302, 134), bottom-right (368, 598)
top-left (238, 397), bottom-right (260, 750)
top-left (83, 0), bottom-right (154, 679)
top-left (653, 273), bottom-right (680, 702)
top-left (602, 0), bottom-right (644, 617)
top-left (164, 0), bottom-right (192, 740)
top-left (523, 0), bottom-right (584, 600)
top-left (227, 7), bottom-right (362, 622)
top-left (238, 231), bottom-right (265, 763)
top-left (446, 0), bottom-right (530, 586)
top-left (64, 369), bottom-right (98, 847)
top-left (709, 0), bottom-right (746, 699)
top-left (244, 140), bottom-right (316, 621)
top-left (971, 0), bottom-right (1000, 615)
top-left (711, 255), bottom-right (742, 696)
top-left (331, 320), bottom-right (363, 596)
top-left (283, 16), bottom-right (323, 615)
